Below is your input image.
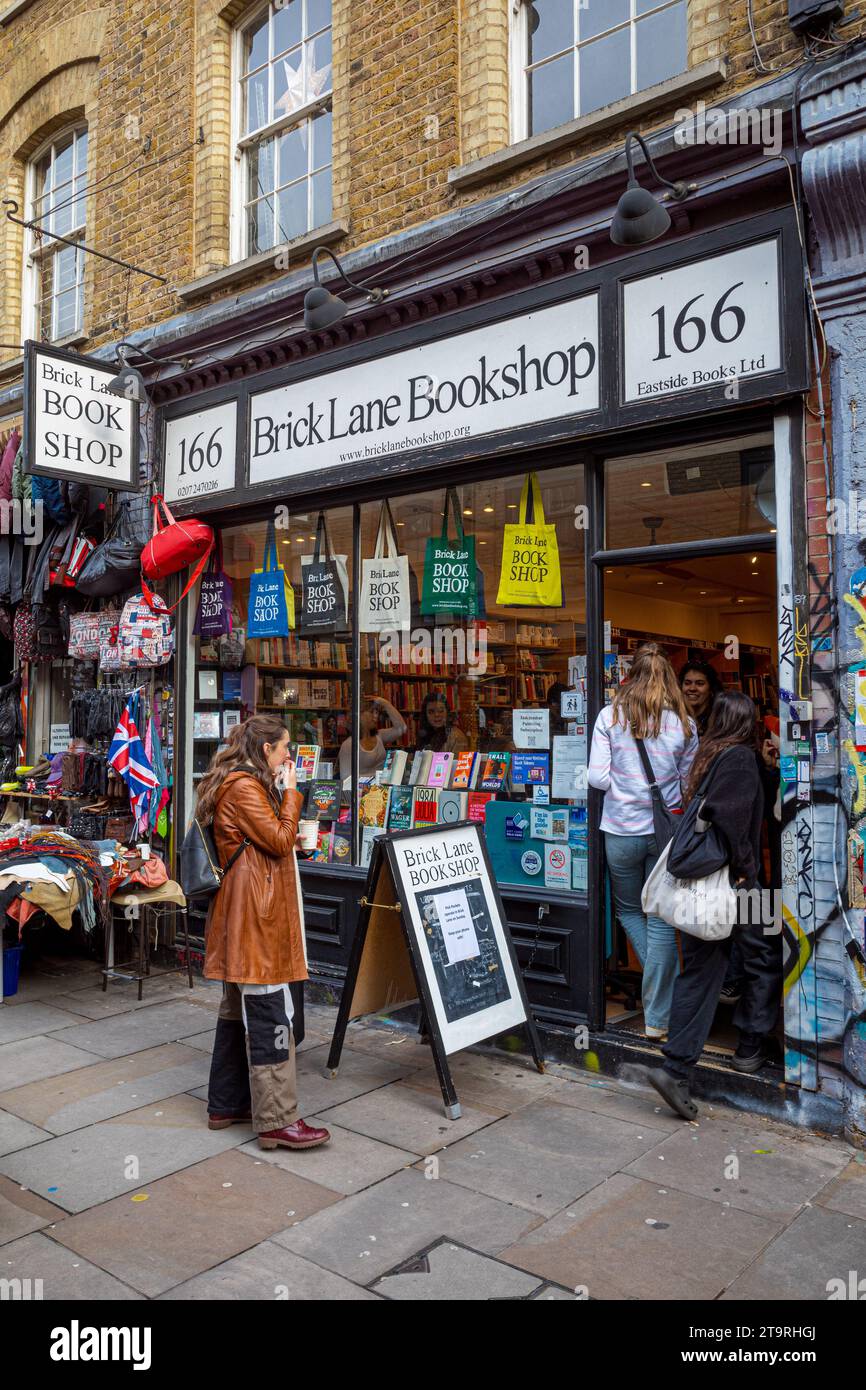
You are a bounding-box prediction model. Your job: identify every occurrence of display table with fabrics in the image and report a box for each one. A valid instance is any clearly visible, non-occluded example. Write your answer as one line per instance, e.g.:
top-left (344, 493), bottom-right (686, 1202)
top-left (0, 827), bottom-right (181, 1000)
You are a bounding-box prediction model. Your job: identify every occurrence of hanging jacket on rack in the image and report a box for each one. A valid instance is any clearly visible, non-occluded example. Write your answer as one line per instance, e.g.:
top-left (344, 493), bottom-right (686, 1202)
top-left (0, 430), bottom-right (20, 503)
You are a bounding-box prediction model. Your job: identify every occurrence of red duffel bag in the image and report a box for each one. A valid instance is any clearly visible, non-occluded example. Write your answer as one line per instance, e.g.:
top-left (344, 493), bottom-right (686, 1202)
top-left (140, 494), bottom-right (214, 612)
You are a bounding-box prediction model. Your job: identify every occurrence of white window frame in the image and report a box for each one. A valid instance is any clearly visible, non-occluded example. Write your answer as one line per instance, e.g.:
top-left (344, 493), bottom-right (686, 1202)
top-left (510, 0), bottom-right (688, 144)
top-left (230, 0), bottom-right (333, 264)
top-left (21, 124), bottom-right (88, 343)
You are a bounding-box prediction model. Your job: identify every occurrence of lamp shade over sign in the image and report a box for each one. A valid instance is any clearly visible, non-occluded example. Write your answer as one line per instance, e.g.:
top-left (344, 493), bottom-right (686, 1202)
top-left (303, 283), bottom-right (348, 331)
top-left (611, 183), bottom-right (672, 246)
top-left (24, 341), bottom-right (139, 491)
top-left (106, 364), bottom-right (148, 405)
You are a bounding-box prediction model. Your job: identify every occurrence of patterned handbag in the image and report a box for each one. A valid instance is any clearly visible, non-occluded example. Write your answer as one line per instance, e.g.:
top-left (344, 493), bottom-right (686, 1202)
top-left (13, 600), bottom-right (37, 663)
top-left (68, 610), bottom-right (101, 660)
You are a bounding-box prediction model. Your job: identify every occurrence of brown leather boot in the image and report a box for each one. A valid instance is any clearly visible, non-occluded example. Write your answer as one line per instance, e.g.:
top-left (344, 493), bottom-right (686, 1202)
top-left (208, 1110), bottom-right (252, 1130)
top-left (258, 1119), bottom-right (330, 1150)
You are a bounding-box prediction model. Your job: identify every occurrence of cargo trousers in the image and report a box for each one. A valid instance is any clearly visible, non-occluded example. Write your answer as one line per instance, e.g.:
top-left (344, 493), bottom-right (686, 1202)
top-left (207, 981), bottom-right (299, 1133)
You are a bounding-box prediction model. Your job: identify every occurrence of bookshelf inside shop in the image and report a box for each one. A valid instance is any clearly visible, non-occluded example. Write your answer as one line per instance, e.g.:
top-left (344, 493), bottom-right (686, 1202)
top-left (607, 625), bottom-right (775, 713)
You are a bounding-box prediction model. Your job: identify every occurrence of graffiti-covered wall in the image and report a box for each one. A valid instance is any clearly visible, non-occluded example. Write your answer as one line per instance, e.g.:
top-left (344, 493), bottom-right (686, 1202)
top-left (801, 48), bottom-right (866, 1144)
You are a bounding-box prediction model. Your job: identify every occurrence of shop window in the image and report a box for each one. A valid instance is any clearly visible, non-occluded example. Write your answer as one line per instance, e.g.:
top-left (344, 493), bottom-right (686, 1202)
top-left (191, 504), bottom-right (354, 856)
top-left (24, 126), bottom-right (88, 341)
top-left (193, 465), bottom-right (587, 890)
top-left (512, 0), bottom-right (687, 139)
top-left (359, 465), bottom-right (587, 891)
top-left (235, 0), bottom-right (333, 258)
top-left (603, 432), bottom-right (776, 549)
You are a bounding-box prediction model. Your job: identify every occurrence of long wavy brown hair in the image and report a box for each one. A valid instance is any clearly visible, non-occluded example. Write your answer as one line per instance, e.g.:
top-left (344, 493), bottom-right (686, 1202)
top-left (195, 714), bottom-right (289, 824)
top-left (610, 646), bottom-right (691, 740)
top-left (683, 690), bottom-right (757, 805)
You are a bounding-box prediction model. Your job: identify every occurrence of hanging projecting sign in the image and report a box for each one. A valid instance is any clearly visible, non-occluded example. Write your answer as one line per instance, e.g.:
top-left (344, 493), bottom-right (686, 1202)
top-left (621, 238), bottom-right (781, 404)
top-left (248, 294), bottom-right (600, 485)
top-left (24, 342), bottom-right (138, 490)
top-left (163, 402), bottom-right (237, 504)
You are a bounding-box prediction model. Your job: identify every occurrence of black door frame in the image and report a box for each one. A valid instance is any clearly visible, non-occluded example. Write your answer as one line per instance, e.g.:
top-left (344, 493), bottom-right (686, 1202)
top-left (583, 442), bottom-right (778, 1031)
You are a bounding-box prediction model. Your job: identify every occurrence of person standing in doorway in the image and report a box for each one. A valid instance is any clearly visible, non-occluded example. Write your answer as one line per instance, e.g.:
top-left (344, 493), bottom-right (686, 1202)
top-left (199, 715), bottom-right (330, 1151)
top-left (588, 647), bottom-right (698, 1038)
top-left (679, 661), bottom-right (723, 737)
top-left (628, 691), bottom-right (777, 1120)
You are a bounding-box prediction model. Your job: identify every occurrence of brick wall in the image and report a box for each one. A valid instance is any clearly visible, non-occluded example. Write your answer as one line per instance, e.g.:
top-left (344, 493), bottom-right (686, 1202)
top-left (0, 1), bottom-right (828, 362)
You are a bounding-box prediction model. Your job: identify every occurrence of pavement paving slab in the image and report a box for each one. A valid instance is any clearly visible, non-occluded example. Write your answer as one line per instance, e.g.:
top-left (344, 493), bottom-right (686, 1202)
top-left (401, 1049), bottom-right (562, 1113)
top-left (293, 1043), bottom-right (422, 1113)
top-left (47, 1000), bottom-right (221, 1058)
top-left (50, 1148), bottom-right (342, 1297)
top-left (0, 1093), bottom-right (246, 1213)
top-left (370, 1237), bottom-right (544, 1300)
top-left (241, 1119), bottom-right (420, 1194)
top-left (429, 1099), bottom-right (671, 1216)
top-left (813, 1158), bottom-right (866, 1222)
top-left (0, 1107), bottom-right (51, 1156)
top-left (0, 1001), bottom-right (99, 1044)
top-left (0, 1173), bottom-right (67, 1244)
top-left (1, 1231), bottom-right (143, 1299)
top-left (317, 1080), bottom-right (502, 1155)
top-left (272, 1166), bottom-right (541, 1284)
top-left (0, 1043), bottom-right (210, 1133)
top-left (160, 1239), bottom-right (382, 1300)
top-left (622, 1121), bottom-right (850, 1219)
top-left (498, 1172), bottom-right (783, 1300)
top-left (720, 1205), bottom-right (866, 1300)
top-left (0, 1035), bottom-right (101, 1088)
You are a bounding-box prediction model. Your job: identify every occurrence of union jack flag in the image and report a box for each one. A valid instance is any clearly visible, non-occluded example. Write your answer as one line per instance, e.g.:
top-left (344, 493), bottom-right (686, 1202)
top-left (109, 698), bottom-right (158, 829)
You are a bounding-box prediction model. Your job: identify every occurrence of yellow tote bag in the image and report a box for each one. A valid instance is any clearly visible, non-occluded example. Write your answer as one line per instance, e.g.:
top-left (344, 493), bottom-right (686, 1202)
top-left (496, 472), bottom-right (562, 607)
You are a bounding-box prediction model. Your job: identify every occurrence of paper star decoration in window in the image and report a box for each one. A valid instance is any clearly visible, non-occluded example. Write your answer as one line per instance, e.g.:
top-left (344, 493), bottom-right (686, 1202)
top-left (275, 41), bottom-right (332, 117)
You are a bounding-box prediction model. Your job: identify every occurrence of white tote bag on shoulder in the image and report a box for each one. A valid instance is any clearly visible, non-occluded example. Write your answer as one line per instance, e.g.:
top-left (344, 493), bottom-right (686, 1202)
top-left (641, 841), bottom-right (738, 942)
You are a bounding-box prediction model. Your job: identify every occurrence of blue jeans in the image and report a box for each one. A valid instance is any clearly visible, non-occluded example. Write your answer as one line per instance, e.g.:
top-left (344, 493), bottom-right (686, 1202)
top-left (604, 831), bottom-right (680, 1031)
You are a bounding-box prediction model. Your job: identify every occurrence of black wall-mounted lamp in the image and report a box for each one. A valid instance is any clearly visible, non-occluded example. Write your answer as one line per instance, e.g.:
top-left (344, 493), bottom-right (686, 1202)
top-left (106, 342), bottom-right (192, 403)
top-left (303, 246), bottom-right (388, 331)
top-left (610, 131), bottom-right (691, 246)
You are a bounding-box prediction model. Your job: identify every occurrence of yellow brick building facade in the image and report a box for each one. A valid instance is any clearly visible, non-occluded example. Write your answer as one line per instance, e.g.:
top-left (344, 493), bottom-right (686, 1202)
top-left (0, 0), bottom-right (811, 394)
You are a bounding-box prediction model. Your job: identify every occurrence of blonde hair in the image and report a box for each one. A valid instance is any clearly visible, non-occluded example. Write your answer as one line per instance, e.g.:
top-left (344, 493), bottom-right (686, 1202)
top-left (611, 647), bottom-right (692, 740)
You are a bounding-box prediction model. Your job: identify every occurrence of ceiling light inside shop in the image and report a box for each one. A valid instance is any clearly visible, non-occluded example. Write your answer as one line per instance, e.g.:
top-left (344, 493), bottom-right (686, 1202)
top-left (641, 482), bottom-right (652, 488)
top-left (484, 506), bottom-right (494, 513)
top-left (464, 509), bottom-right (473, 515)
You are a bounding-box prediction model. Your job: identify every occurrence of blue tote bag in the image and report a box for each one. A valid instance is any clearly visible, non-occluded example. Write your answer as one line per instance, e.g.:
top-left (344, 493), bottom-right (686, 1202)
top-left (248, 520), bottom-right (295, 638)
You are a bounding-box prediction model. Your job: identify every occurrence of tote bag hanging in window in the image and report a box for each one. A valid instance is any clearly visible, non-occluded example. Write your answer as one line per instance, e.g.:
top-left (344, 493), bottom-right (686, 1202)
top-left (193, 535), bottom-right (233, 639)
top-left (421, 487), bottom-right (477, 618)
top-left (299, 512), bottom-right (348, 636)
top-left (496, 472), bottom-right (563, 607)
top-left (248, 519), bottom-right (295, 638)
top-left (359, 500), bottom-right (412, 633)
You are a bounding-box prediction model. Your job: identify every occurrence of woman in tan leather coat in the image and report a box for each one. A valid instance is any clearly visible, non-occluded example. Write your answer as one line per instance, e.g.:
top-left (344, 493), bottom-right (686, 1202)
top-left (198, 714), bottom-right (330, 1151)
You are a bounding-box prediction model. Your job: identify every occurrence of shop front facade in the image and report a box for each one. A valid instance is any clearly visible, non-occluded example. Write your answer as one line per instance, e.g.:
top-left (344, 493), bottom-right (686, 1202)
top-left (152, 181), bottom-right (839, 1128)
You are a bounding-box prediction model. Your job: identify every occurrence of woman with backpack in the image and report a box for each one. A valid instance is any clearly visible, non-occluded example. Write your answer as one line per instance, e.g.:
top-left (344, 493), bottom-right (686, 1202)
top-left (629, 691), bottom-right (777, 1120)
top-left (588, 646), bottom-right (698, 1038)
top-left (198, 714), bottom-right (330, 1151)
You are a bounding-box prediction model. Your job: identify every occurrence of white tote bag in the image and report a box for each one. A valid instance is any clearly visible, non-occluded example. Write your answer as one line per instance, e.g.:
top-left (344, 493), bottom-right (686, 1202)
top-left (641, 841), bottom-right (738, 942)
top-left (359, 501), bottom-right (411, 633)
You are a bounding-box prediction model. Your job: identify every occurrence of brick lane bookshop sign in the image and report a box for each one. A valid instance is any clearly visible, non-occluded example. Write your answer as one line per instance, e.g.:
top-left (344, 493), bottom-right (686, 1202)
top-left (24, 342), bottom-right (138, 490)
top-left (248, 294), bottom-right (601, 484)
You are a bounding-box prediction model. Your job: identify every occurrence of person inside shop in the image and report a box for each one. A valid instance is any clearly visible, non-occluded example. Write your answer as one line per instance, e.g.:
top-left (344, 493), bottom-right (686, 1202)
top-left (679, 661), bottom-right (723, 737)
top-left (337, 695), bottom-right (406, 784)
top-left (198, 714), bottom-right (330, 1151)
top-left (628, 691), bottom-right (780, 1121)
top-left (416, 690), bottom-right (469, 753)
top-left (588, 646), bottom-right (698, 1039)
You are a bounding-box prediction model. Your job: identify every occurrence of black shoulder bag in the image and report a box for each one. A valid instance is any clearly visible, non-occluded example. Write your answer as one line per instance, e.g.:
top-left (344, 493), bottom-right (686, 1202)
top-left (667, 752), bottom-right (732, 880)
top-left (179, 819), bottom-right (249, 901)
top-left (633, 733), bottom-right (678, 851)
